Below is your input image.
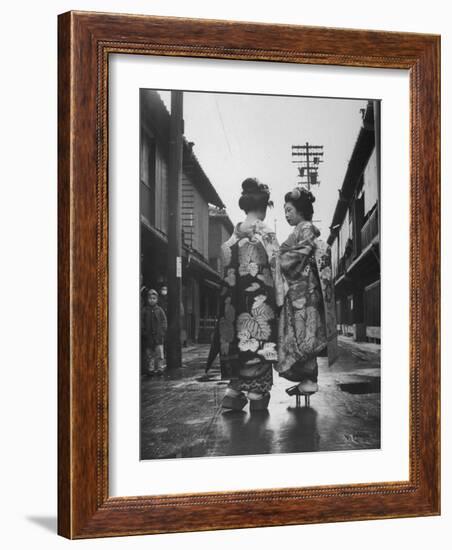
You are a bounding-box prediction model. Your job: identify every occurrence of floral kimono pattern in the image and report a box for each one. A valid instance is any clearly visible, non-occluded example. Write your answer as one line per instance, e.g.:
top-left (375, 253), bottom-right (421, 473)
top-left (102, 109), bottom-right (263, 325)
top-left (218, 220), bottom-right (283, 394)
top-left (276, 221), bottom-right (338, 380)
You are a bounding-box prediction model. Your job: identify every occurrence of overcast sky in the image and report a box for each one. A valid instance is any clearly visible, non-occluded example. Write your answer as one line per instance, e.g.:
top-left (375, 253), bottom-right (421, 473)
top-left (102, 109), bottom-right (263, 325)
top-left (158, 90), bottom-right (367, 243)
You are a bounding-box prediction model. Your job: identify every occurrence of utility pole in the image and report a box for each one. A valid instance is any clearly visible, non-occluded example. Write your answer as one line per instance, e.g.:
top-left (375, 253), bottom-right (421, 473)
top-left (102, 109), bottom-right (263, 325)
top-left (291, 142), bottom-right (324, 190)
top-left (167, 91), bottom-right (183, 369)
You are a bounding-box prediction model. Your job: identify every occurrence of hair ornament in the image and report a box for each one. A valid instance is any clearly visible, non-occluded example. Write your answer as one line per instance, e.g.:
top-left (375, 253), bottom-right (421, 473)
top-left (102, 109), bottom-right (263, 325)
top-left (258, 182), bottom-right (270, 195)
top-left (240, 178), bottom-right (273, 209)
top-left (290, 187), bottom-right (301, 200)
top-left (290, 186), bottom-right (315, 203)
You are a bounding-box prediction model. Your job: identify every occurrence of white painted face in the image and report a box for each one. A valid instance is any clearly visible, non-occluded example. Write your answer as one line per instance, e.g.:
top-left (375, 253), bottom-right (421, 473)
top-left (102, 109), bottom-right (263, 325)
top-left (284, 202), bottom-right (303, 226)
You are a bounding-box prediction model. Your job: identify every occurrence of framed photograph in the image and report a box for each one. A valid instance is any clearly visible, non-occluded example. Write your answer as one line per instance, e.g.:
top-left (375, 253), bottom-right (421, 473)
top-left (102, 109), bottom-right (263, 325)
top-left (58, 11), bottom-right (440, 538)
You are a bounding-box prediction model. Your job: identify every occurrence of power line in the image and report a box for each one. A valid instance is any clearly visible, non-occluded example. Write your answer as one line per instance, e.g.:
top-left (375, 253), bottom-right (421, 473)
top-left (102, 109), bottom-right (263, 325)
top-left (291, 142), bottom-right (324, 190)
top-left (214, 97), bottom-right (233, 157)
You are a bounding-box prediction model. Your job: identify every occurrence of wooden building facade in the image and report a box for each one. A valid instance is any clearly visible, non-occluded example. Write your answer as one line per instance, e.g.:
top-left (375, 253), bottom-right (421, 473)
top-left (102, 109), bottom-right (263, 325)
top-left (140, 90), bottom-right (233, 344)
top-left (327, 101), bottom-right (381, 343)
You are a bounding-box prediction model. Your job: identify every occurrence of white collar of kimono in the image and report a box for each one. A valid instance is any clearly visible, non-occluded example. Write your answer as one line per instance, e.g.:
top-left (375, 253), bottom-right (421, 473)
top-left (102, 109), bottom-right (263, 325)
top-left (234, 220), bottom-right (274, 238)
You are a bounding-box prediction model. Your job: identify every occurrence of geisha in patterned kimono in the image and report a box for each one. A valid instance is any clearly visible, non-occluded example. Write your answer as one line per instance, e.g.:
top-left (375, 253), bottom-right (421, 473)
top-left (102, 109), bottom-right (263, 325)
top-left (276, 187), bottom-right (338, 401)
top-left (214, 178), bottom-right (283, 412)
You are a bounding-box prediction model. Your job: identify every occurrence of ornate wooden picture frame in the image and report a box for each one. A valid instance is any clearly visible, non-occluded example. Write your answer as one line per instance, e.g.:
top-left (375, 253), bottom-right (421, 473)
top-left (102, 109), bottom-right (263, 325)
top-left (58, 11), bottom-right (440, 539)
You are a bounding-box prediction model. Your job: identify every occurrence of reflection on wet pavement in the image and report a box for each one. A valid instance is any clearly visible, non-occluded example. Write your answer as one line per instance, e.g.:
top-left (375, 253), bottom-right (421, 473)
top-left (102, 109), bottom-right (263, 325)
top-left (211, 410), bottom-right (274, 456)
top-left (140, 341), bottom-right (380, 460)
top-left (278, 407), bottom-right (320, 453)
top-left (208, 406), bottom-right (320, 456)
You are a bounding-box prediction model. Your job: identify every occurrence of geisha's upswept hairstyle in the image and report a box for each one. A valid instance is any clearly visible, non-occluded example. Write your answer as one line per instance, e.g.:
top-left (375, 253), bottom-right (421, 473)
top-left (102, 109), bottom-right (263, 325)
top-left (239, 178), bottom-right (273, 213)
top-left (284, 186), bottom-right (315, 221)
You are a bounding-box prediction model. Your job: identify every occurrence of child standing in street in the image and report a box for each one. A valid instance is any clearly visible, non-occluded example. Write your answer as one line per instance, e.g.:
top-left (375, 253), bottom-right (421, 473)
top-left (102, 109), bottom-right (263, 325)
top-left (142, 288), bottom-right (168, 376)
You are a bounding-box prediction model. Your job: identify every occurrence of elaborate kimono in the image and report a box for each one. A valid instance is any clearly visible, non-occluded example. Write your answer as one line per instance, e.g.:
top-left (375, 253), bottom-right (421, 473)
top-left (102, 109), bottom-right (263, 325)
top-left (215, 220), bottom-right (283, 394)
top-left (276, 221), bottom-right (338, 382)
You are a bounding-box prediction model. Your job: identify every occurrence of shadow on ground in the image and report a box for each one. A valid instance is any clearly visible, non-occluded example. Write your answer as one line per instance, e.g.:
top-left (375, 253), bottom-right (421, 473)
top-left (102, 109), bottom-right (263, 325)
top-left (26, 516), bottom-right (57, 533)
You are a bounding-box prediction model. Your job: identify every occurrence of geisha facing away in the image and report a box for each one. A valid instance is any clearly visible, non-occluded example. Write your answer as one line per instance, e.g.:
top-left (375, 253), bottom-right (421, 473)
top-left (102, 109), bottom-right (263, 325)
top-left (217, 178), bottom-right (283, 411)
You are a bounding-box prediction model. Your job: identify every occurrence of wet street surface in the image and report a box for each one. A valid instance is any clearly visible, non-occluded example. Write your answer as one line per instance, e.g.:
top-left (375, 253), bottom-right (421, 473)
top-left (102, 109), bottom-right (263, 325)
top-left (140, 337), bottom-right (380, 460)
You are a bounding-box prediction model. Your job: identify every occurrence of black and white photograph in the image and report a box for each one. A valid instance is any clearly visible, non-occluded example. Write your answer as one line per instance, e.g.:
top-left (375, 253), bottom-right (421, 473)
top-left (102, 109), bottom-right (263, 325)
top-left (1, 0), bottom-right (445, 545)
top-left (139, 88), bottom-right (381, 460)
